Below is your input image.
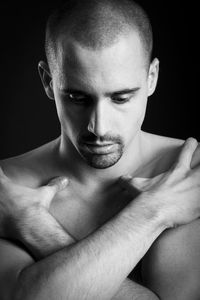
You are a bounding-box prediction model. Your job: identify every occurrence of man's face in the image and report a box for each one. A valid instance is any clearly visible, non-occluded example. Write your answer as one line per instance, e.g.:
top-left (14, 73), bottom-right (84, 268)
top-left (51, 31), bottom-right (158, 169)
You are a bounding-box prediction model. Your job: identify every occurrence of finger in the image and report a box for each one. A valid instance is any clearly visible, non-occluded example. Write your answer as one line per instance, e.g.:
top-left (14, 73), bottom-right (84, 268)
top-left (0, 166), bottom-right (10, 185)
top-left (39, 177), bottom-right (69, 208)
top-left (190, 143), bottom-right (200, 169)
top-left (131, 177), bottom-right (150, 191)
top-left (119, 174), bottom-right (132, 181)
top-left (0, 166), bottom-right (7, 179)
top-left (119, 175), bottom-right (148, 193)
top-left (47, 176), bottom-right (69, 194)
top-left (176, 137), bottom-right (198, 170)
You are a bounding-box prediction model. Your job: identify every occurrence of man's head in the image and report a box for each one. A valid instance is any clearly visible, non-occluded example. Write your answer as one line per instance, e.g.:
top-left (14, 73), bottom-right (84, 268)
top-left (39, 0), bottom-right (159, 169)
top-left (45, 0), bottom-right (153, 74)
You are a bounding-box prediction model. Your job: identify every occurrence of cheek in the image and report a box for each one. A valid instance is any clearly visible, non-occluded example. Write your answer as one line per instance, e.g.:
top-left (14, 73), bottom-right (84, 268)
top-left (121, 101), bottom-right (147, 142)
top-left (136, 101), bottom-right (148, 126)
top-left (55, 100), bottom-right (81, 132)
top-left (127, 100), bottom-right (147, 129)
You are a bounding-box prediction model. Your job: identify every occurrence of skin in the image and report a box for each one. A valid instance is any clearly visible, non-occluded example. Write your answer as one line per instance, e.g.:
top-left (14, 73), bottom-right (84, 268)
top-left (39, 31), bottom-right (159, 187)
top-left (0, 28), bottom-right (200, 299)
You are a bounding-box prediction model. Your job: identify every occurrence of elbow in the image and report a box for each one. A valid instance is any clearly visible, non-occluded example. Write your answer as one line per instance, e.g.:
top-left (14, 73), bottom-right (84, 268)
top-left (11, 265), bottom-right (43, 300)
top-left (12, 265), bottom-right (70, 300)
top-left (0, 266), bottom-right (38, 300)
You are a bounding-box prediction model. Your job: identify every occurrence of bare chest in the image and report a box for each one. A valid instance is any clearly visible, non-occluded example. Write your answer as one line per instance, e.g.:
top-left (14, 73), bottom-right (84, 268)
top-left (49, 183), bottom-right (134, 241)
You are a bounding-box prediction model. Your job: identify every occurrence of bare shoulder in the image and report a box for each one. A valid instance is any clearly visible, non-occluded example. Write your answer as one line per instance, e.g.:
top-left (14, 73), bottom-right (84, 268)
top-left (0, 138), bottom-right (60, 188)
top-left (144, 132), bottom-right (200, 175)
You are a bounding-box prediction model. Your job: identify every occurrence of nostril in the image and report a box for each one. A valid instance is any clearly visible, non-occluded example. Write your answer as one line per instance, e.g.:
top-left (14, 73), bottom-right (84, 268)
top-left (87, 101), bottom-right (109, 136)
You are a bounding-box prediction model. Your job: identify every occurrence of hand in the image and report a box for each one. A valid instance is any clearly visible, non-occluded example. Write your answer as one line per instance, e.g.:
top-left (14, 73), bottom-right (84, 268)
top-left (0, 167), bottom-right (69, 239)
top-left (119, 138), bottom-right (200, 228)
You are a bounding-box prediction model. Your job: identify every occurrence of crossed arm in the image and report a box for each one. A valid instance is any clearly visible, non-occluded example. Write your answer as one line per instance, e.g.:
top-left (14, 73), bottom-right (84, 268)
top-left (1, 138), bottom-right (200, 300)
top-left (17, 208), bottom-right (160, 300)
top-left (0, 195), bottom-right (162, 300)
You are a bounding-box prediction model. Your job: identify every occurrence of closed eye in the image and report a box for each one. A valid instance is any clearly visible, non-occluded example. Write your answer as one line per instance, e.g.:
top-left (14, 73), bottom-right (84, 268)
top-left (61, 87), bottom-right (140, 105)
top-left (111, 90), bottom-right (139, 104)
top-left (65, 93), bottom-right (92, 105)
top-left (111, 95), bottom-right (133, 104)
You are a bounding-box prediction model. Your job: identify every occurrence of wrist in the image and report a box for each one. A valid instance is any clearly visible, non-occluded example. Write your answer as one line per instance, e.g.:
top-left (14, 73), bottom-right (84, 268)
top-left (130, 192), bottom-right (169, 232)
top-left (142, 191), bottom-right (175, 230)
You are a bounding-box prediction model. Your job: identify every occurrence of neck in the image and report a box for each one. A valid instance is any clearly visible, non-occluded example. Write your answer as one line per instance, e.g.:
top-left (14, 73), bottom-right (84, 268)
top-left (57, 131), bottom-right (149, 188)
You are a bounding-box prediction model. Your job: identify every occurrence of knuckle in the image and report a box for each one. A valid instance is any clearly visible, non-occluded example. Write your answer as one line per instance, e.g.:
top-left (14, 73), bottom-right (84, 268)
top-left (186, 137), bottom-right (194, 144)
top-left (186, 137), bottom-right (198, 148)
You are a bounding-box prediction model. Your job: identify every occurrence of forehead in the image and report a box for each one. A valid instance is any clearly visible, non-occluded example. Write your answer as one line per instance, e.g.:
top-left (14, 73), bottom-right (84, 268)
top-left (54, 31), bottom-right (147, 90)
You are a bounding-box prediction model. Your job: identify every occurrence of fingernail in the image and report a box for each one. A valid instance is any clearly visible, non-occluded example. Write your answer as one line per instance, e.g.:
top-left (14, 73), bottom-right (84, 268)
top-left (120, 174), bottom-right (132, 180)
top-left (60, 177), bottom-right (69, 186)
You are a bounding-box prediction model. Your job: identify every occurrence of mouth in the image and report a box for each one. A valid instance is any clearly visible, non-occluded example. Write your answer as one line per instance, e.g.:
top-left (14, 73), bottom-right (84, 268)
top-left (80, 142), bottom-right (118, 154)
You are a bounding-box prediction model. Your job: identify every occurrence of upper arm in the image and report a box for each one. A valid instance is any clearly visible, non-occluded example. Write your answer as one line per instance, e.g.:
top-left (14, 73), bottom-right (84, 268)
top-left (0, 238), bottom-right (34, 300)
top-left (142, 219), bottom-right (200, 300)
top-left (140, 142), bottom-right (200, 300)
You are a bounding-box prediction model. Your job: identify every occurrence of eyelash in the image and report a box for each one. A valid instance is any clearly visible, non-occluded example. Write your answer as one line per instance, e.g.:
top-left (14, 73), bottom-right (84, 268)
top-left (111, 96), bottom-right (131, 104)
top-left (66, 94), bottom-right (90, 105)
top-left (66, 94), bottom-right (132, 105)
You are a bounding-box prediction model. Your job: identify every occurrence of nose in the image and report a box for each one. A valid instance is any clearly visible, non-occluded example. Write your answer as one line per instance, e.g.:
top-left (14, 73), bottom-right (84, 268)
top-left (87, 100), bottom-right (110, 137)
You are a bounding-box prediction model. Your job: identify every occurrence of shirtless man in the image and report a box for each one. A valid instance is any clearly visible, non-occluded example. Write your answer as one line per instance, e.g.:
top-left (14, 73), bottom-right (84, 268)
top-left (0, 0), bottom-right (200, 299)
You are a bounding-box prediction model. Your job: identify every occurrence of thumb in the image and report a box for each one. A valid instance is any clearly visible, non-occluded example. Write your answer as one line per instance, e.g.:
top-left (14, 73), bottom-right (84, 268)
top-left (0, 166), bottom-right (8, 180)
top-left (47, 176), bottom-right (69, 193)
top-left (119, 175), bottom-right (148, 194)
top-left (175, 137), bottom-right (198, 170)
top-left (40, 176), bottom-right (69, 208)
top-left (131, 177), bottom-right (150, 191)
top-left (0, 166), bottom-right (4, 177)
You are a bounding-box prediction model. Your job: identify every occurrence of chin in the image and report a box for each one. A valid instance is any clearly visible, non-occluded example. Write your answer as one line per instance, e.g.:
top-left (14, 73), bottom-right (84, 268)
top-left (82, 152), bottom-right (123, 169)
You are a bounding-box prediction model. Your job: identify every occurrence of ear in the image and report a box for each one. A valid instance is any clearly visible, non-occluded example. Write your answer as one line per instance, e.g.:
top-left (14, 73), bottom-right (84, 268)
top-left (147, 58), bottom-right (159, 97)
top-left (38, 61), bottom-right (55, 100)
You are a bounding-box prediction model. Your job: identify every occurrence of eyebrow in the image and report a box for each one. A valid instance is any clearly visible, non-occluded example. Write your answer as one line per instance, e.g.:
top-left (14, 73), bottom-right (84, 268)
top-left (105, 88), bottom-right (140, 97)
top-left (61, 87), bottom-right (140, 97)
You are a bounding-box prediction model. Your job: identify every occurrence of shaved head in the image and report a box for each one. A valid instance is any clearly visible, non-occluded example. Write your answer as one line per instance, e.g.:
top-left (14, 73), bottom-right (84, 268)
top-left (45, 0), bottom-right (153, 73)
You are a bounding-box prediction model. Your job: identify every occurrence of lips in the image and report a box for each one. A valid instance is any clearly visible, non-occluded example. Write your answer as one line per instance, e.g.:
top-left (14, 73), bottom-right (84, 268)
top-left (81, 143), bottom-right (117, 154)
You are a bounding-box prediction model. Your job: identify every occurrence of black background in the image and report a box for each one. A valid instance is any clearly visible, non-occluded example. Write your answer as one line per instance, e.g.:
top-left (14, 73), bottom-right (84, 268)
top-left (0, 1), bottom-right (198, 159)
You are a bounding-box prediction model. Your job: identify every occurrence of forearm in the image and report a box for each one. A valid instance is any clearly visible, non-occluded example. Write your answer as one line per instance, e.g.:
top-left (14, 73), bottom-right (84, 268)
top-left (16, 207), bottom-right (160, 300)
top-left (16, 208), bottom-right (75, 259)
top-left (15, 195), bottom-right (165, 300)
